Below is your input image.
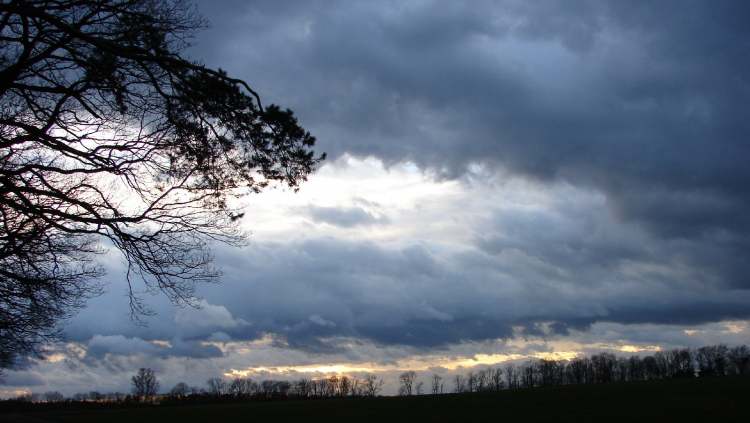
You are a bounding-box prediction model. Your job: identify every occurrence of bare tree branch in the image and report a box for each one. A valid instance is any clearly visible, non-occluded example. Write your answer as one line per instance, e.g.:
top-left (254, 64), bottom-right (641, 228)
top-left (0, 0), bottom-right (323, 368)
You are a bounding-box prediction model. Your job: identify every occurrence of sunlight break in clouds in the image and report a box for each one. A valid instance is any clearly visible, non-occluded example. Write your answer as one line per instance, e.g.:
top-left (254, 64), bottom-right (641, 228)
top-left (4, 155), bottom-right (750, 396)
top-left (5, 0), bottom-right (750, 398)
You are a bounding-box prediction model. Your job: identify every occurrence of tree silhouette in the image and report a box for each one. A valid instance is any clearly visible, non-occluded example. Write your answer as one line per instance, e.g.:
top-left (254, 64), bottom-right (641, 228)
top-left (131, 367), bottom-right (159, 399)
top-left (206, 377), bottom-right (228, 396)
top-left (361, 374), bottom-right (384, 397)
top-left (0, 0), bottom-right (323, 367)
top-left (398, 371), bottom-right (416, 396)
top-left (431, 374), bottom-right (443, 394)
top-left (169, 382), bottom-right (190, 398)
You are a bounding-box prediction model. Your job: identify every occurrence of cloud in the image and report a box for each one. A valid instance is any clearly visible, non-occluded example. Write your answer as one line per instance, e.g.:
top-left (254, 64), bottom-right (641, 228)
top-left (307, 205), bottom-right (388, 227)
top-left (11, 0), bottom-right (750, 396)
top-left (0, 370), bottom-right (45, 387)
top-left (86, 335), bottom-right (160, 358)
top-left (59, 161), bottom-right (750, 353)
top-left (174, 0), bottom-right (750, 350)
top-left (83, 335), bottom-right (223, 361)
top-left (174, 300), bottom-right (248, 336)
top-left (193, 0), bottom-right (750, 246)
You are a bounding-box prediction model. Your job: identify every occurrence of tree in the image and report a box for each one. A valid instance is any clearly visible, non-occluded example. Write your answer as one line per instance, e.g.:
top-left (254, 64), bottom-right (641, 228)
top-left (229, 377), bottom-right (256, 397)
top-left (337, 375), bottom-right (352, 397)
top-left (415, 381), bottom-right (424, 395)
top-left (361, 374), bottom-right (383, 397)
top-left (43, 391), bottom-right (64, 402)
top-left (169, 382), bottom-right (189, 398)
top-left (453, 374), bottom-right (465, 393)
top-left (206, 377), bottom-right (227, 396)
top-left (0, 0), bottom-right (323, 366)
top-left (504, 364), bottom-right (516, 389)
top-left (490, 367), bottom-right (504, 391)
top-left (131, 368), bottom-right (159, 399)
top-left (431, 374), bottom-right (443, 395)
top-left (728, 345), bottom-right (750, 376)
top-left (695, 345), bottom-right (728, 377)
top-left (398, 371), bottom-right (416, 396)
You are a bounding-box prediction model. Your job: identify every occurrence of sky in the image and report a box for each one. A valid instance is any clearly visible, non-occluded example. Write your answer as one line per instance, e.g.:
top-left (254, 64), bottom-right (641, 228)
top-left (3, 0), bottom-right (750, 397)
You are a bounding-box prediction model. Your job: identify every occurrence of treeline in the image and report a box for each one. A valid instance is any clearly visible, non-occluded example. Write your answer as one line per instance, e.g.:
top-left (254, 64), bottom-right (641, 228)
top-left (442, 344), bottom-right (750, 394)
top-left (173, 374), bottom-right (385, 401)
top-left (5, 344), bottom-right (749, 407)
top-left (6, 374), bottom-right (386, 407)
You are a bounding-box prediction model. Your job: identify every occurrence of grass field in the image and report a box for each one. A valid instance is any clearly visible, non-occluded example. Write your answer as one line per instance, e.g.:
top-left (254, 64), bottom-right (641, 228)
top-left (5, 376), bottom-right (750, 422)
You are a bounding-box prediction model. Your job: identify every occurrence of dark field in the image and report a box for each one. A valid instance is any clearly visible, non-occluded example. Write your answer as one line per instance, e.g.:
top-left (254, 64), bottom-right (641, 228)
top-left (5, 377), bottom-right (749, 423)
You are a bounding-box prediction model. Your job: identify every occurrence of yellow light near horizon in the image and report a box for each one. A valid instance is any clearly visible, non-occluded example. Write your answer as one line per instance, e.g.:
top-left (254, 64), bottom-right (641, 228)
top-left (441, 353), bottom-right (526, 370)
top-left (223, 350), bottom-right (581, 379)
top-left (214, 335), bottom-right (687, 382)
top-left (532, 351), bottom-right (580, 361)
top-left (225, 363), bottom-right (382, 378)
top-left (0, 388), bottom-right (30, 399)
top-left (618, 345), bottom-right (661, 353)
top-left (724, 322), bottom-right (747, 334)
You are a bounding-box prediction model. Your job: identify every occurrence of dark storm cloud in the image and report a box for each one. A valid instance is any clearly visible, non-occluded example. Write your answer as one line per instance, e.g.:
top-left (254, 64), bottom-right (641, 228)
top-left (0, 370), bottom-right (45, 387)
top-left (62, 221), bottom-right (750, 354)
top-left (83, 335), bottom-right (223, 361)
top-left (48, 0), bottom-right (750, 358)
top-left (307, 205), bottom-right (387, 227)
top-left (193, 0), bottom-right (750, 241)
top-left (201, 228), bottom-right (750, 349)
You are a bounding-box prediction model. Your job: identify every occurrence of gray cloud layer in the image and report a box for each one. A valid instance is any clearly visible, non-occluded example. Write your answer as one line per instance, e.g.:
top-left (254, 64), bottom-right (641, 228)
top-left (195, 0), bottom-right (750, 240)
top-left (6, 2), bottom-right (750, 393)
top-left (62, 0), bottom-right (750, 350)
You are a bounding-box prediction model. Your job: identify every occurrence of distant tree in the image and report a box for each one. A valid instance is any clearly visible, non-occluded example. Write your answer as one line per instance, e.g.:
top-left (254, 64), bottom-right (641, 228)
top-left (43, 391), bottom-right (64, 402)
top-left (653, 351), bottom-right (671, 379)
top-left (169, 382), bottom-right (190, 398)
top-left (490, 368), bottom-right (504, 391)
top-left (362, 374), bottom-right (384, 397)
top-left (668, 348), bottom-right (694, 378)
top-left (415, 381), bottom-right (424, 395)
top-left (398, 371), bottom-right (417, 396)
top-left (476, 369), bottom-right (489, 391)
top-left (728, 345), bottom-right (750, 376)
top-left (229, 377), bottom-right (256, 396)
top-left (591, 353), bottom-right (616, 383)
top-left (642, 355), bottom-right (660, 380)
top-left (327, 375), bottom-right (339, 396)
top-left (15, 393), bottom-right (33, 402)
top-left (131, 368), bottom-right (159, 399)
top-left (310, 379), bottom-right (324, 398)
top-left (206, 377), bottom-right (228, 396)
top-left (521, 364), bottom-right (535, 388)
top-left (453, 374), bottom-right (466, 393)
top-left (350, 377), bottom-right (363, 397)
top-left (696, 345), bottom-right (728, 377)
top-left (293, 378), bottom-right (311, 398)
top-left (431, 374), bottom-right (443, 395)
top-left (504, 364), bottom-right (516, 389)
top-left (537, 360), bottom-right (561, 386)
top-left (615, 357), bottom-right (629, 382)
top-left (265, 380), bottom-right (289, 396)
top-left (0, 0), bottom-right (323, 368)
top-left (72, 392), bottom-right (89, 402)
top-left (337, 375), bottom-right (352, 397)
top-left (627, 356), bottom-right (644, 382)
top-left (466, 371), bottom-right (477, 392)
top-left (275, 380), bottom-right (291, 397)
top-left (107, 392), bottom-right (127, 402)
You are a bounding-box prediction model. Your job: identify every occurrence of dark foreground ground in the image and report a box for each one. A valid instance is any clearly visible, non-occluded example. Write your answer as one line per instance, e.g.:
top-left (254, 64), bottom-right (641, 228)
top-left (4, 376), bottom-right (749, 423)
